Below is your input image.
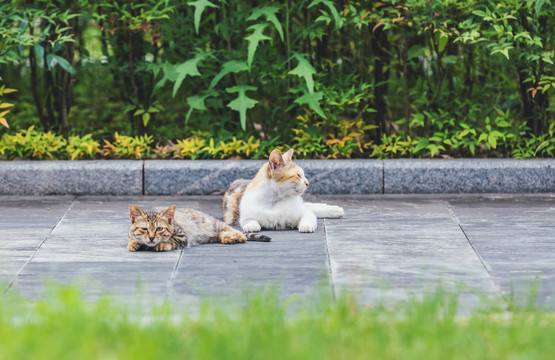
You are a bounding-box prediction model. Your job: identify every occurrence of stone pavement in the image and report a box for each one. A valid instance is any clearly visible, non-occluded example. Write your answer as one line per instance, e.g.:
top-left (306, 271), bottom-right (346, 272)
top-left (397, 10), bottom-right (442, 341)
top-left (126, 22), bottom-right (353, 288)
top-left (1, 193), bottom-right (554, 312)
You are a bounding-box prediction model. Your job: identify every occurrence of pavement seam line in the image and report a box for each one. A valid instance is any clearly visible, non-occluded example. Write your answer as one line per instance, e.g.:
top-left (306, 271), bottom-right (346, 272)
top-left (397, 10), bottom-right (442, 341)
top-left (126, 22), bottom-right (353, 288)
top-left (323, 219), bottom-right (337, 303)
top-left (2, 196), bottom-right (77, 297)
top-left (165, 247), bottom-right (185, 302)
top-left (446, 202), bottom-right (502, 295)
top-left (381, 160), bottom-right (385, 194)
top-left (141, 160), bottom-right (146, 195)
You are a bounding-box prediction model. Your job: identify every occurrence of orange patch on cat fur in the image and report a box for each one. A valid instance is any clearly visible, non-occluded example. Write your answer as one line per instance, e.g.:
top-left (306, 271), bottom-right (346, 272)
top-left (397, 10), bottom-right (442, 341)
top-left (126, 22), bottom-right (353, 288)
top-left (223, 190), bottom-right (242, 224)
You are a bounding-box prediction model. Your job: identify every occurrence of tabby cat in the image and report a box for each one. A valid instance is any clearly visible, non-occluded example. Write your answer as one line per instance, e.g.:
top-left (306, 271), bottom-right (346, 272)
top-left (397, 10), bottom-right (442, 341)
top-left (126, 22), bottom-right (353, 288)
top-left (222, 148), bottom-right (344, 233)
top-left (128, 204), bottom-right (270, 252)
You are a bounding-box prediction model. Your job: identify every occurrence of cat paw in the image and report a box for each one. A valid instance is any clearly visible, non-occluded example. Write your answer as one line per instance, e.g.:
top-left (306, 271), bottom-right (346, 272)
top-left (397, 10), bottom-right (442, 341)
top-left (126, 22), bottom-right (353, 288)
top-left (236, 232), bottom-right (247, 243)
top-left (327, 205), bottom-right (345, 218)
top-left (242, 220), bottom-right (261, 233)
top-left (154, 242), bottom-right (173, 251)
top-left (298, 223), bottom-right (316, 233)
top-left (221, 231), bottom-right (246, 244)
top-left (127, 240), bottom-right (141, 252)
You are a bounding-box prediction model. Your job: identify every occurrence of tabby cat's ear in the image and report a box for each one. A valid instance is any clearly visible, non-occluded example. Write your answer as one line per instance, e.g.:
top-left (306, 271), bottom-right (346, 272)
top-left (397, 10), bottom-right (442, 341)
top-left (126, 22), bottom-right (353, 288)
top-left (160, 205), bottom-right (176, 225)
top-left (129, 204), bottom-right (144, 224)
top-left (282, 148), bottom-right (294, 162)
top-left (269, 149), bottom-right (285, 170)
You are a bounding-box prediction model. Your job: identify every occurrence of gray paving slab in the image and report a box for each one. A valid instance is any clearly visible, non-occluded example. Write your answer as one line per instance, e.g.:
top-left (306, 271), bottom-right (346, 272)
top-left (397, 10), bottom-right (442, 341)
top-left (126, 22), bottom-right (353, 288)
top-left (1, 196), bottom-right (74, 291)
top-left (322, 196), bottom-right (499, 310)
top-left (1, 194), bottom-right (555, 313)
top-left (448, 196), bottom-right (555, 308)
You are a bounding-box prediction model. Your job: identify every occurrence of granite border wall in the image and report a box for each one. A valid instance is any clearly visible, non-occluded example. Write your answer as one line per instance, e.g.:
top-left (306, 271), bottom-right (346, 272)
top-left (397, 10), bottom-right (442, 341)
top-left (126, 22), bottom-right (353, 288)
top-left (1, 159), bottom-right (553, 195)
top-left (384, 159), bottom-right (555, 194)
top-left (0, 160), bottom-right (143, 195)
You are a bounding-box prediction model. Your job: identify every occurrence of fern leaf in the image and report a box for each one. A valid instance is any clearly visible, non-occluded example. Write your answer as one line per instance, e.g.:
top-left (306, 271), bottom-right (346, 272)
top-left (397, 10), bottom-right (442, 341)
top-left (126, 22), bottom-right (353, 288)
top-left (209, 60), bottom-right (248, 89)
top-left (308, 0), bottom-right (343, 31)
top-left (185, 91), bottom-right (216, 123)
top-left (226, 85), bottom-right (258, 130)
top-left (247, 6), bottom-right (284, 41)
top-left (288, 53), bottom-right (316, 94)
top-left (171, 52), bottom-right (211, 97)
top-left (245, 23), bottom-right (271, 70)
top-left (188, 0), bottom-right (219, 35)
top-left (294, 90), bottom-right (326, 119)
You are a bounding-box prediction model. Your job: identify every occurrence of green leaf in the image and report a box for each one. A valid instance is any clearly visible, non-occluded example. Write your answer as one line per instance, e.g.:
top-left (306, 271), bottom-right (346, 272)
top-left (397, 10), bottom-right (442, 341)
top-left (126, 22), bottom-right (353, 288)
top-left (247, 6), bottom-right (284, 41)
top-left (188, 0), bottom-right (219, 35)
top-left (472, 10), bottom-right (488, 18)
top-left (226, 86), bottom-right (258, 130)
top-left (541, 52), bottom-right (554, 65)
top-left (170, 53), bottom-right (211, 97)
top-left (488, 134), bottom-right (497, 149)
top-left (407, 45), bottom-right (426, 60)
top-left (441, 55), bottom-right (458, 65)
top-left (142, 112), bottom-right (150, 127)
top-left (437, 33), bottom-right (449, 53)
top-left (46, 54), bottom-right (53, 70)
top-left (308, 0), bottom-right (343, 31)
top-left (288, 53), bottom-right (316, 95)
top-left (34, 44), bottom-right (44, 61)
top-left (153, 62), bottom-right (179, 91)
top-left (294, 90), bottom-right (326, 119)
top-left (245, 23), bottom-right (271, 70)
top-left (209, 61), bottom-right (248, 89)
top-left (185, 93), bottom-right (211, 124)
top-left (535, 0), bottom-right (549, 15)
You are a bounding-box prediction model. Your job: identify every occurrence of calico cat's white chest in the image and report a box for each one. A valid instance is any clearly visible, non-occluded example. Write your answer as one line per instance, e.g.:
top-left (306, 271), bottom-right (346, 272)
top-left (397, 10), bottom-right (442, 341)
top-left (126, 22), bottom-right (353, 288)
top-left (240, 193), bottom-right (309, 230)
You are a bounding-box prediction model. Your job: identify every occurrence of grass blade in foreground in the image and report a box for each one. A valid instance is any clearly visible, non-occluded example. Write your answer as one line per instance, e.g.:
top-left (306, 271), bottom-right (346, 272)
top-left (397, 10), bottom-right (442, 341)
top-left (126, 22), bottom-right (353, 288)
top-left (1, 286), bottom-right (554, 359)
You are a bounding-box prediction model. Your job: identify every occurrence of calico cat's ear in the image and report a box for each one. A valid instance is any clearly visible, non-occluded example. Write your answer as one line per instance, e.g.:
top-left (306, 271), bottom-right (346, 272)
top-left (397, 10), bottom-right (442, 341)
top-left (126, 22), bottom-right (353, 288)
top-left (129, 204), bottom-right (144, 224)
top-left (282, 148), bottom-right (294, 162)
top-left (159, 205), bottom-right (176, 225)
top-left (269, 149), bottom-right (285, 170)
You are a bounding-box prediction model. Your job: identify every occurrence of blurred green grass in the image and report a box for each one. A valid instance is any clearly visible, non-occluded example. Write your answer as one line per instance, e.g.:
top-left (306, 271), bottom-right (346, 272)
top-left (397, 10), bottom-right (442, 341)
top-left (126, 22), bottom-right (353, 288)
top-left (1, 286), bottom-right (554, 360)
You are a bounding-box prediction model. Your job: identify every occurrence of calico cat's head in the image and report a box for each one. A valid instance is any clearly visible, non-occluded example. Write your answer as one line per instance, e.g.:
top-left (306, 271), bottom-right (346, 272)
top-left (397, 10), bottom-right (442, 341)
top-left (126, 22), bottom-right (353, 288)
top-left (266, 148), bottom-right (309, 196)
top-left (128, 204), bottom-right (176, 247)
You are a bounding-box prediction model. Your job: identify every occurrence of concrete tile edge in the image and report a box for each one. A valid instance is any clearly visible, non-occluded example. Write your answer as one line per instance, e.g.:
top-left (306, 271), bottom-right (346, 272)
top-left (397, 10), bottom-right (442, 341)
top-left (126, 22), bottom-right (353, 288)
top-left (0, 159), bottom-right (554, 195)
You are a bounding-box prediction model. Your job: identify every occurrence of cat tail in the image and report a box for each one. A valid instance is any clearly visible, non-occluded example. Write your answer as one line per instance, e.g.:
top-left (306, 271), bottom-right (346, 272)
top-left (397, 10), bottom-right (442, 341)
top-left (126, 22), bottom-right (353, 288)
top-left (245, 233), bottom-right (271, 242)
top-left (305, 202), bottom-right (345, 218)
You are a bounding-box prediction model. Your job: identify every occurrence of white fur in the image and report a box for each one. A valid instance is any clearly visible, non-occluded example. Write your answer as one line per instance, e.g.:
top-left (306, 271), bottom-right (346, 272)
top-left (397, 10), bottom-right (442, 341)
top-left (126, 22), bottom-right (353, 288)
top-left (239, 169), bottom-right (343, 233)
top-left (304, 202), bottom-right (345, 218)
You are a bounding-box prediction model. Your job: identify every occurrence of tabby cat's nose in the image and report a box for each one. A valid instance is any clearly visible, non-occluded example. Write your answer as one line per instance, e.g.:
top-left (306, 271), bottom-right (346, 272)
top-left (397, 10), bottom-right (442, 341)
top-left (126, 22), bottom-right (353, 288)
top-left (149, 236), bottom-right (155, 241)
top-left (305, 180), bottom-right (309, 187)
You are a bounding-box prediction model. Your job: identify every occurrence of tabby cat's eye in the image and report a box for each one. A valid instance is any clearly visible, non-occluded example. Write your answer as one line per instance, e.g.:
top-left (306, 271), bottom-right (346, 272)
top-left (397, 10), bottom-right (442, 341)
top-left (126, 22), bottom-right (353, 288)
top-left (140, 227), bottom-right (148, 231)
top-left (156, 227), bottom-right (163, 232)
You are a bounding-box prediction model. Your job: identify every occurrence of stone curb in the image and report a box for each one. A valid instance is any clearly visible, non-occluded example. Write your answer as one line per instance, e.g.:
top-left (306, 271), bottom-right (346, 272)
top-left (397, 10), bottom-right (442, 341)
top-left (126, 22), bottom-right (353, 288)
top-left (0, 159), bottom-right (554, 195)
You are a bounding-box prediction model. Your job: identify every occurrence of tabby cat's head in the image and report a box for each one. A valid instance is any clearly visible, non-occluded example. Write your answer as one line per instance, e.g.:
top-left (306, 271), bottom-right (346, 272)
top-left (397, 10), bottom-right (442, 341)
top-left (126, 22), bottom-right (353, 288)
top-left (266, 148), bottom-right (309, 196)
top-left (128, 204), bottom-right (176, 247)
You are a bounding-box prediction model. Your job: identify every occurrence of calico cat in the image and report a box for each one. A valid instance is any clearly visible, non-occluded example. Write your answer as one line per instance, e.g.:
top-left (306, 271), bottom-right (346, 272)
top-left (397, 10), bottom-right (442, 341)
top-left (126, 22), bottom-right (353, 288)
top-left (128, 204), bottom-right (270, 252)
top-left (222, 148), bottom-right (344, 233)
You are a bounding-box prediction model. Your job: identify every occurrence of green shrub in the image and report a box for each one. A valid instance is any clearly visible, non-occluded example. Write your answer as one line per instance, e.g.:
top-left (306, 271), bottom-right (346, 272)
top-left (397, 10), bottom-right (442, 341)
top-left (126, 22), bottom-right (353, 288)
top-left (1, 0), bottom-right (554, 159)
top-left (0, 126), bottom-right (67, 159)
top-left (67, 134), bottom-right (101, 160)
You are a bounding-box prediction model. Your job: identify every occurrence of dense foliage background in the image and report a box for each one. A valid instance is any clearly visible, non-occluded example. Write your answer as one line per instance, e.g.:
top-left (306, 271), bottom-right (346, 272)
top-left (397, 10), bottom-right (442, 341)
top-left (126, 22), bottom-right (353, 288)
top-left (0, 0), bottom-right (554, 159)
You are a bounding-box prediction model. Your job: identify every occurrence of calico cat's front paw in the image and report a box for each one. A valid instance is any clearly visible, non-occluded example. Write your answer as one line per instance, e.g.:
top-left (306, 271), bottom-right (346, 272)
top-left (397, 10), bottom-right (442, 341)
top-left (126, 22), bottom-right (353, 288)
top-left (242, 220), bottom-right (261, 233)
top-left (127, 240), bottom-right (141, 252)
top-left (154, 242), bottom-right (173, 251)
top-left (298, 222), bottom-right (316, 233)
